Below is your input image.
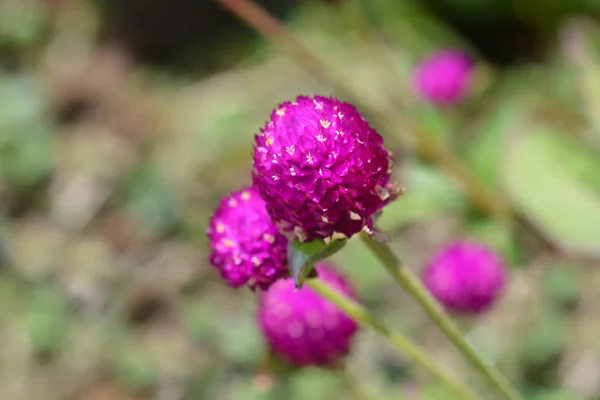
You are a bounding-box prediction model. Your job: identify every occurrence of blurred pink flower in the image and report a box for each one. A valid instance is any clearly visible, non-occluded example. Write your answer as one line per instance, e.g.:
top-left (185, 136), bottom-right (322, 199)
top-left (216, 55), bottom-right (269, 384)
top-left (422, 240), bottom-right (507, 314)
top-left (258, 263), bottom-right (358, 367)
top-left (412, 49), bottom-right (474, 105)
top-left (206, 187), bottom-right (289, 291)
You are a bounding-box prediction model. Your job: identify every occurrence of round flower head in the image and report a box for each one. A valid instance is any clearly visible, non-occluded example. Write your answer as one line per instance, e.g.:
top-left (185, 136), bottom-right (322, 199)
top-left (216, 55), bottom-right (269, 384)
top-left (412, 49), bottom-right (474, 105)
top-left (207, 187), bottom-right (289, 291)
top-left (253, 95), bottom-right (398, 243)
top-left (422, 240), bottom-right (507, 314)
top-left (258, 263), bottom-right (358, 367)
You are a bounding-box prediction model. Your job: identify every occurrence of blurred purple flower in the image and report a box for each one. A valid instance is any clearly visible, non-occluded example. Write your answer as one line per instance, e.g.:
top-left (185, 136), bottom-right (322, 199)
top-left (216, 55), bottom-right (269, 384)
top-left (412, 49), bottom-right (474, 105)
top-left (206, 187), bottom-right (289, 291)
top-left (253, 95), bottom-right (399, 243)
top-left (258, 262), bottom-right (358, 367)
top-left (422, 240), bottom-right (507, 314)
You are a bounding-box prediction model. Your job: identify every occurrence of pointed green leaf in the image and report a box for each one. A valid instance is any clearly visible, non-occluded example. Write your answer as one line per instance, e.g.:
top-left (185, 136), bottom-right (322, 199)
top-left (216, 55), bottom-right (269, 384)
top-left (288, 238), bottom-right (348, 288)
top-left (501, 129), bottom-right (600, 257)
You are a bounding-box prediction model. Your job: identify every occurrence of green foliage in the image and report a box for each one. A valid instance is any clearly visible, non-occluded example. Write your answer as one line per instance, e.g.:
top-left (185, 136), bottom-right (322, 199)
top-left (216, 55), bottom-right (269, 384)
top-left (0, 74), bottom-right (52, 189)
top-left (288, 238), bottom-right (348, 288)
top-left (465, 102), bottom-right (522, 188)
top-left (27, 285), bottom-right (72, 357)
top-left (216, 314), bottom-right (266, 368)
top-left (124, 165), bottom-right (179, 237)
top-left (0, 0), bottom-right (46, 47)
top-left (115, 346), bottom-right (159, 391)
top-left (502, 129), bottom-right (600, 257)
top-left (521, 311), bottom-right (565, 368)
top-left (543, 268), bottom-right (580, 310)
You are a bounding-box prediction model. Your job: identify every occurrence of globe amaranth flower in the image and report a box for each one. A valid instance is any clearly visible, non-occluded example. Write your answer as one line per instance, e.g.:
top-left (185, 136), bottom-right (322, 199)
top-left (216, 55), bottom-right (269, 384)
top-left (412, 49), bottom-right (474, 105)
top-left (258, 262), bottom-right (358, 367)
top-left (206, 187), bottom-right (289, 291)
top-left (253, 95), bottom-right (401, 243)
top-left (422, 240), bottom-right (507, 314)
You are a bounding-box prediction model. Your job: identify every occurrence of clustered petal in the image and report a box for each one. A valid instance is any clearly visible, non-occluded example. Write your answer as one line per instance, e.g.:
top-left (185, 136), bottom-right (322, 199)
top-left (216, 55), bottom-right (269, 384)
top-left (422, 240), bottom-right (507, 314)
top-left (258, 263), bottom-right (359, 367)
top-left (252, 95), bottom-right (397, 243)
top-left (206, 187), bottom-right (289, 290)
top-left (412, 49), bottom-right (474, 105)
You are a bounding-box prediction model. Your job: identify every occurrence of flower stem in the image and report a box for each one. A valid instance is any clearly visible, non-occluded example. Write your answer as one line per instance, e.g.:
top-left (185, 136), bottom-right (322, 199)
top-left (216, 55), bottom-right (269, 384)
top-left (359, 232), bottom-right (523, 400)
top-left (305, 278), bottom-right (482, 400)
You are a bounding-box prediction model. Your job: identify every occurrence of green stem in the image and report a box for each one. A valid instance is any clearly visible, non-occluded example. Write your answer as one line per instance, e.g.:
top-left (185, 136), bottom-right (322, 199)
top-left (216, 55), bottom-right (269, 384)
top-left (305, 279), bottom-right (481, 400)
top-left (360, 233), bottom-right (523, 400)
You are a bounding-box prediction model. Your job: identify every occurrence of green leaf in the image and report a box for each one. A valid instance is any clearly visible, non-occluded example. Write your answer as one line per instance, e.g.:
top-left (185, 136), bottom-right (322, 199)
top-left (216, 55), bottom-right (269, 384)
top-left (0, 75), bottom-right (45, 146)
top-left (0, 0), bottom-right (46, 47)
top-left (216, 314), bottom-right (265, 367)
top-left (544, 133), bottom-right (600, 196)
top-left (0, 76), bottom-right (52, 190)
top-left (521, 310), bottom-right (565, 367)
top-left (288, 238), bottom-right (348, 288)
top-left (569, 22), bottom-right (600, 148)
top-left (27, 286), bottom-right (72, 357)
top-left (501, 129), bottom-right (600, 257)
top-left (1, 127), bottom-right (53, 189)
top-left (124, 165), bottom-right (178, 237)
top-left (181, 293), bottom-right (218, 340)
top-left (466, 103), bottom-right (521, 188)
top-left (543, 268), bottom-right (580, 310)
top-left (115, 347), bottom-right (158, 391)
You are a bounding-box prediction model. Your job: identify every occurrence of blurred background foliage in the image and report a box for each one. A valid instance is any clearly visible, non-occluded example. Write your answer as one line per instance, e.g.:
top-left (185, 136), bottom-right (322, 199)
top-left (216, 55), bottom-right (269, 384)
top-left (0, 0), bottom-right (600, 399)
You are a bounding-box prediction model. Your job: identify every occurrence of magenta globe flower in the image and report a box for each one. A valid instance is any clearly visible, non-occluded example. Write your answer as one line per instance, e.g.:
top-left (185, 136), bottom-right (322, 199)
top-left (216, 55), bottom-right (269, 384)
top-left (258, 263), bottom-right (358, 367)
top-left (206, 187), bottom-right (289, 291)
top-left (412, 49), bottom-right (474, 105)
top-left (253, 95), bottom-right (399, 243)
top-left (422, 240), bottom-right (507, 314)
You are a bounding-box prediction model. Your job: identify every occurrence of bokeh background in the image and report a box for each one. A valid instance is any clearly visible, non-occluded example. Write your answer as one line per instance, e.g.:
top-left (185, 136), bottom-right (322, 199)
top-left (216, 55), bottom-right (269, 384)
top-left (1, 0), bottom-right (600, 399)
